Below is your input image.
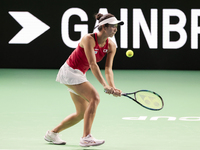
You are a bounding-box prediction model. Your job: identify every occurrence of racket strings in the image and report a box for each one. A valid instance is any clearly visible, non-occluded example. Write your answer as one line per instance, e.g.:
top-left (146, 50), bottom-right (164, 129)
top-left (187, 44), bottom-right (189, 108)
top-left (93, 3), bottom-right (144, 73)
top-left (135, 92), bottom-right (163, 109)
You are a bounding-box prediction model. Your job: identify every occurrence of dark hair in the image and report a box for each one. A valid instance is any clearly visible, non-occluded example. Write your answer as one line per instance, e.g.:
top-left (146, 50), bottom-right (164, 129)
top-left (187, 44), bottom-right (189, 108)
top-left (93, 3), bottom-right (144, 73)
top-left (95, 13), bottom-right (115, 31)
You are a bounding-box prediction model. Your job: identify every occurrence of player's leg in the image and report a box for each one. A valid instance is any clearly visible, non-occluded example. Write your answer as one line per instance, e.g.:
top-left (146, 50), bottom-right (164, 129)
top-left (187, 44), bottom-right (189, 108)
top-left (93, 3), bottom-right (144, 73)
top-left (52, 92), bottom-right (89, 133)
top-left (44, 92), bottom-right (88, 145)
top-left (66, 82), bottom-right (105, 147)
top-left (66, 82), bottom-right (100, 136)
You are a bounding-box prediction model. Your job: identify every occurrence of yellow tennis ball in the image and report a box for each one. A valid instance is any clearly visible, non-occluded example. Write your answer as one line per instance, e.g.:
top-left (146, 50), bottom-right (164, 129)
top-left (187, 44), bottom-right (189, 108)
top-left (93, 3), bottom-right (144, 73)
top-left (126, 50), bottom-right (134, 58)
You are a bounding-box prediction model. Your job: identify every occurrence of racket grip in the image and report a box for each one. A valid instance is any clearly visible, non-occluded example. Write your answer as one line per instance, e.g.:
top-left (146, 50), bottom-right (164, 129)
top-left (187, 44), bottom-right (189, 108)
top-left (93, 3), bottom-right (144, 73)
top-left (104, 89), bottom-right (125, 95)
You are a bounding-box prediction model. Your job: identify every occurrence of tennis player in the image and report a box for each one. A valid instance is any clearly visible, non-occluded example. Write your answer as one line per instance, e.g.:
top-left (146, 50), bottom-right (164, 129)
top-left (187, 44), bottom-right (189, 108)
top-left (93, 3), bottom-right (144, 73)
top-left (44, 13), bottom-right (124, 147)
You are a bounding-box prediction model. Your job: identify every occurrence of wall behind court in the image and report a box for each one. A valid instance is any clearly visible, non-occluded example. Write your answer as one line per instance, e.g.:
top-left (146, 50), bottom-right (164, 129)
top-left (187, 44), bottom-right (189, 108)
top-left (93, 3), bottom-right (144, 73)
top-left (1, 0), bottom-right (200, 70)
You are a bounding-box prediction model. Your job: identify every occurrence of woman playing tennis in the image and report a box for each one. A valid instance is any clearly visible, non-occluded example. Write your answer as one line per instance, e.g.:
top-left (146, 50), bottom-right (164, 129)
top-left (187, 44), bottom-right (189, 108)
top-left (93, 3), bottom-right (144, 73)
top-left (44, 13), bottom-right (124, 147)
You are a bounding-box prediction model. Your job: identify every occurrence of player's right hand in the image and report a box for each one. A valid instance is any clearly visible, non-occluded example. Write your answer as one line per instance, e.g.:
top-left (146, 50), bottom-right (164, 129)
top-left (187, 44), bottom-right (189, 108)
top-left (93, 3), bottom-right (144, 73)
top-left (104, 86), bottom-right (114, 95)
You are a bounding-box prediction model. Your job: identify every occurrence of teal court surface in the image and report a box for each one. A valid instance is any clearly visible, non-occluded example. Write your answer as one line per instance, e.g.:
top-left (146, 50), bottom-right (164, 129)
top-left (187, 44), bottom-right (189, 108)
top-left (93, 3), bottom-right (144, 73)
top-left (0, 69), bottom-right (200, 150)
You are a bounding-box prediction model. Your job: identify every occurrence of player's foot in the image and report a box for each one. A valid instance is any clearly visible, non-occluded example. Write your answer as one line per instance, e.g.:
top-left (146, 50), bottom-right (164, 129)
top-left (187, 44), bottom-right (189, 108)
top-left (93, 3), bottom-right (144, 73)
top-left (44, 131), bottom-right (66, 145)
top-left (79, 134), bottom-right (105, 147)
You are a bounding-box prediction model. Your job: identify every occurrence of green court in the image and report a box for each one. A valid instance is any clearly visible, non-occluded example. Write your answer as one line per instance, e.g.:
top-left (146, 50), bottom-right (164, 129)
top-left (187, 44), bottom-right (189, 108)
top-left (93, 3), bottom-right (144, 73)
top-left (0, 69), bottom-right (200, 150)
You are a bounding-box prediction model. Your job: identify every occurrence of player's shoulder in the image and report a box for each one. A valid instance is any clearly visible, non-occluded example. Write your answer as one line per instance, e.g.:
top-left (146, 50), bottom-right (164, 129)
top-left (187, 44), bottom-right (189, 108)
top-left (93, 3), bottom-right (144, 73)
top-left (108, 38), bottom-right (116, 51)
top-left (80, 33), bottom-right (95, 47)
top-left (82, 33), bottom-right (95, 41)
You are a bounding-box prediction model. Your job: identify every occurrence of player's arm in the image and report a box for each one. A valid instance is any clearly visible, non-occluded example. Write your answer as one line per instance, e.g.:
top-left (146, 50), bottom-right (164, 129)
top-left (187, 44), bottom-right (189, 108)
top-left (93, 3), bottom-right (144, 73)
top-left (105, 39), bottom-right (121, 96)
top-left (81, 34), bottom-right (114, 93)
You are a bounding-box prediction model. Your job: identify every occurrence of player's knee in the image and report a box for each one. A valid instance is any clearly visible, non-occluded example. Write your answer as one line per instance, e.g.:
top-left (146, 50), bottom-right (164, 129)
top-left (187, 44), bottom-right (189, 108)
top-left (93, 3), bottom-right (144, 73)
top-left (76, 112), bottom-right (84, 120)
top-left (90, 94), bottom-right (100, 107)
top-left (94, 95), bottom-right (100, 105)
top-left (76, 106), bottom-right (87, 120)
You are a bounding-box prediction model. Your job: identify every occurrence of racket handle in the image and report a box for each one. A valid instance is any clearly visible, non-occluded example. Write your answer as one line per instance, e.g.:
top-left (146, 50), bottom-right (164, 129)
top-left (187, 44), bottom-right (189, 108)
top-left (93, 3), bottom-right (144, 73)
top-left (104, 89), bottom-right (125, 95)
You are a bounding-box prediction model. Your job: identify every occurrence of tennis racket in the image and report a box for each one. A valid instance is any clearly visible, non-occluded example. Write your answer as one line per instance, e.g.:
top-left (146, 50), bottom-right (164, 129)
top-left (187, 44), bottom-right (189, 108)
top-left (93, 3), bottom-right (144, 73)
top-left (105, 90), bottom-right (164, 111)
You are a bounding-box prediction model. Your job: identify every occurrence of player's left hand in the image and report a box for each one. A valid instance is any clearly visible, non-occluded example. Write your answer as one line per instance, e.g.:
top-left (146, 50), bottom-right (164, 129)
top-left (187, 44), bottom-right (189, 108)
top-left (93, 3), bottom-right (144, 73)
top-left (113, 88), bottom-right (122, 97)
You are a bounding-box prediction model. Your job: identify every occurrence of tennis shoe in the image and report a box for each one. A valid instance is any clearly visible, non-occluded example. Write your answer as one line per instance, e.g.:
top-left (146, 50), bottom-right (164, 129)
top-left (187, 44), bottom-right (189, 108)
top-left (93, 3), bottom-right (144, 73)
top-left (79, 134), bottom-right (105, 147)
top-left (44, 131), bottom-right (66, 145)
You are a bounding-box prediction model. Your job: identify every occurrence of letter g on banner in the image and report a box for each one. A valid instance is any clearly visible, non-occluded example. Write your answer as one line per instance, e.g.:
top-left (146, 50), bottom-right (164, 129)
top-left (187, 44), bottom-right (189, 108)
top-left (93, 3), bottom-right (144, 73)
top-left (61, 8), bottom-right (88, 48)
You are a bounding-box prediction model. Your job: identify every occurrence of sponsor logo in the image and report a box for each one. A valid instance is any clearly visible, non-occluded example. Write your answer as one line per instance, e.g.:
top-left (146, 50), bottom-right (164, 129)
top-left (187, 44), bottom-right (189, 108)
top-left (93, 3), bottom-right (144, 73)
top-left (8, 8), bottom-right (200, 49)
top-left (122, 116), bottom-right (200, 121)
top-left (61, 8), bottom-right (200, 49)
top-left (8, 11), bottom-right (50, 44)
top-left (94, 48), bottom-right (99, 54)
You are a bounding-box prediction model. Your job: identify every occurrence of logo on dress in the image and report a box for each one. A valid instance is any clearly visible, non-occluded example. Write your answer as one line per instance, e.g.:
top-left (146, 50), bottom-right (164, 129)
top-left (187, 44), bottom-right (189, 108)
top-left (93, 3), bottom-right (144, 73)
top-left (94, 48), bottom-right (99, 54)
top-left (103, 49), bottom-right (108, 53)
